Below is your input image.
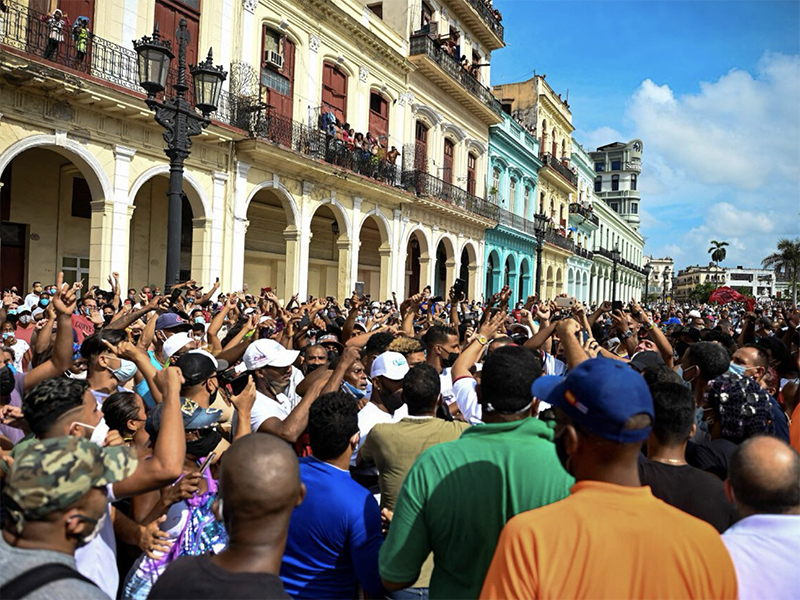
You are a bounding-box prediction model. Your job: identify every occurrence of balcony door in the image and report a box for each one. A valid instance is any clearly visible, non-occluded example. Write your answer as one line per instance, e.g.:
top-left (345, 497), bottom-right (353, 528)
top-left (414, 120), bottom-right (428, 172)
top-left (466, 152), bottom-right (476, 195)
top-left (261, 27), bottom-right (295, 121)
top-left (443, 138), bottom-right (454, 184)
top-left (154, 0), bottom-right (200, 81)
top-left (368, 91), bottom-right (389, 142)
top-left (321, 62), bottom-right (347, 123)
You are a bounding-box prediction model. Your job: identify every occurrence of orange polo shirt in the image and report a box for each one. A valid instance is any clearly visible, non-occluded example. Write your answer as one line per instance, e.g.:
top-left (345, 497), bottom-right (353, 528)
top-left (790, 401), bottom-right (800, 453)
top-left (480, 480), bottom-right (737, 600)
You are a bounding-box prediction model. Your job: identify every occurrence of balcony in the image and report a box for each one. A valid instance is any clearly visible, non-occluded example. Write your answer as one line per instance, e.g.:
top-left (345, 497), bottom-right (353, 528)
top-left (544, 228), bottom-right (575, 253)
top-left (597, 190), bottom-right (640, 199)
top-left (574, 246), bottom-right (594, 260)
top-left (494, 206), bottom-right (537, 237)
top-left (401, 170), bottom-right (499, 222)
top-left (444, 0), bottom-right (505, 50)
top-left (569, 203), bottom-right (599, 226)
top-left (408, 33), bottom-right (503, 125)
top-left (540, 153), bottom-right (577, 188)
top-left (0, 0), bottom-right (235, 127)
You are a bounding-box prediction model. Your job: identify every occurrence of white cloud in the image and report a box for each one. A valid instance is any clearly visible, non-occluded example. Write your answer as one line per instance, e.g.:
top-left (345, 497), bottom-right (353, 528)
top-left (579, 52), bottom-right (800, 271)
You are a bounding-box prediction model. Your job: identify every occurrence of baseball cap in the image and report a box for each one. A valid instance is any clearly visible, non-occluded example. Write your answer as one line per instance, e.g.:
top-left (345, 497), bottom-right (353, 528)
top-left (370, 351), bottom-right (409, 381)
top-left (4, 437), bottom-right (137, 522)
top-left (176, 349), bottom-right (229, 386)
top-left (155, 313), bottom-right (191, 332)
top-left (629, 351), bottom-right (665, 373)
top-left (146, 397), bottom-right (222, 437)
top-left (32, 308), bottom-right (45, 319)
top-left (687, 309), bottom-right (702, 319)
top-left (243, 339), bottom-right (299, 371)
top-left (318, 334), bottom-right (343, 350)
top-left (163, 332), bottom-right (195, 359)
top-left (532, 358), bottom-right (654, 443)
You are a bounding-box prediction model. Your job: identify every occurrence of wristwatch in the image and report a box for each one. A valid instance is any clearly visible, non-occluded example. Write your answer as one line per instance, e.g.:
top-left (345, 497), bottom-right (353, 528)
top-left (644, 322), bottom-right (655, 330)
top-left (476, 335), bottom-right (489, 346)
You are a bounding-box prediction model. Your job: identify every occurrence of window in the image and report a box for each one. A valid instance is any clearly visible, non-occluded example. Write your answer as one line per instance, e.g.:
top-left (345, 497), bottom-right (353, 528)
top-left (595, 162), bottom-right (604, 172)
top-left (491, 167), bottom-right (500, 199)
top-left (631, 202), bottom-right (638, 214)
top-left (611, 159), bottom-right (621, 171)
top-left (421, 1), bottom-right (433, 29)
top-left (594, 177), bottom-right (602, 192)
top-left (415, 121), bottom-right (428, 171)
top-left (155, 0), bottom-right (200, 68)
top-left (611, 175), bottom-right (620, 191)
top-left (524, 187), bottom-right (530, 215)
top-left (561, 139), bottom-right (566, 159)
top-left (467, 153), bottom-right (477, 195)
top-left (631, 174), bottom-right (637, 191)
top-left (263, 28), bottom-right (281, 60)
top-left (509, 179), bottom-right (516, 208)
top-left (61, 256), bottom-right (91, 290)
top-left (261, 27), bottom-right (295, 120)
top-left (367, 2), bottom-right (383, 19)
top-left (443, 138), bottom-right (454, 184)
top-left (610, 202), bottom-right (619, 212)
top-left (71, 177), bottom-right (92, 219)
top-left (322, 62), bottom-right (348, 122)
top-left (368, 91), bottom-right (389, 142)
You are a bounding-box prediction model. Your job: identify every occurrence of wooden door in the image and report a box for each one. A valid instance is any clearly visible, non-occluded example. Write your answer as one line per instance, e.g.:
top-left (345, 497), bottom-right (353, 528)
top-left (321, 62), bottom-right (347, 122)
top-left (368, 92), bottom-right (389, 142)
top-left (414, 121), bottom-right (428, 172)
top-left (466, 153), bottom-right (476, 195)
top-left (154, 0), bottom-right (200, 84)
top-left (443, 138), bottom-right (454, 184)
top-left (262, 27), bottom-right (294, 121)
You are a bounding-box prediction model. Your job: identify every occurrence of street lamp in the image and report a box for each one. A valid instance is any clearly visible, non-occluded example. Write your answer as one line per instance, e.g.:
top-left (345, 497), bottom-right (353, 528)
top-left (533, 213), bottom-right (548, 298)
top-left (134, 21), bottom-right (227, 289)
top-left (610, 243), bottom-right (621, 303)
top-left (662, 269), bottom-right (670, 304)
top-left (643, 263), bottom-right (652, 305)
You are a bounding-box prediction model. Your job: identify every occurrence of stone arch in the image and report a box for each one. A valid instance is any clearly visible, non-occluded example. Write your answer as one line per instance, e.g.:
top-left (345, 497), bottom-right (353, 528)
top-left (320, 55), bottom-right (356, 80)
top-left (128, 164), bottom-right (210, 219)
top-left (411, 104), bottom-right (443, 128)
top-left (313, 197), bottom-right (352, 240)
top-left (404, 225), bottom-right (431, 259)
top-left (358, 208), bottom-right (392, 246)
top-left (568, 267), bottom-right (575, 297)
top-left (486, 248), bottom-right (502, 298)
top-left (556, 267), bottom-right (564, 295)
top-left (0, 133), bottom-right (112, 201)
top-left (242, 180), bottom-right (300, 226)
top-left (404, 225), bottom-right (432, 296)
top-left (441, 122), bottom-right (467, 143)
top-left (434, 234), bottom-right (457, 297)
top-left (465, 138), bottom-right (487, 156)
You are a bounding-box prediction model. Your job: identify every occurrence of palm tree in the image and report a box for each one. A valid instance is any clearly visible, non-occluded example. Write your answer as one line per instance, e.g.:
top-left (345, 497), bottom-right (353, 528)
top-left (708, 240), bottom-right (729, 266)
top-left (762, 238), bottom-right (800, 306)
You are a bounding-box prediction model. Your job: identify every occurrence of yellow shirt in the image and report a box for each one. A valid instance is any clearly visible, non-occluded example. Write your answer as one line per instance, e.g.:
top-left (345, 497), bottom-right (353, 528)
top-left (480, 480), bottom-right (737, 600)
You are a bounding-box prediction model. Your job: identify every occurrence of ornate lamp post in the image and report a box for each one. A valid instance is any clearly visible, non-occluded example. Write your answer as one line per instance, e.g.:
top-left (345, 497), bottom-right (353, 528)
top-left (643, 263), bottom-right (652, 305)
top-left (533, 213), bottom-right (548, 298)
top-left (611, 243), bottom-right (621, 303)
top-left (134, 21), bottom-right (226, 289)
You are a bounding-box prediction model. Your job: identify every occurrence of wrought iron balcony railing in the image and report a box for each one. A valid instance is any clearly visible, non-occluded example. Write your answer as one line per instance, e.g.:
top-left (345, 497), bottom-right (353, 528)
top-left (540, 153), bottom-right (578, 187)
top-left (569, 202), bottom-right (599, 226)
top-left (464, 0), bottom-right (505, 41)
top-left (574, 246), bottom-right (594, 260)
top-left (544, 228), bottom-right (575, 253)
top-left (408, 34), bottom-right (502, 116)
top-left (402, 170), bottom-right (499, 221)
top-left (0, 0), bottom-right (234, 126)
top-left (494, 206), bottom-right (538, 237)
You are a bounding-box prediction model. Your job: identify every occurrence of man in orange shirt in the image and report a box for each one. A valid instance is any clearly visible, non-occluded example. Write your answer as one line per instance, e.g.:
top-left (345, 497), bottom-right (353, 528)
top-left (480, 358), bottom-right (737, 600)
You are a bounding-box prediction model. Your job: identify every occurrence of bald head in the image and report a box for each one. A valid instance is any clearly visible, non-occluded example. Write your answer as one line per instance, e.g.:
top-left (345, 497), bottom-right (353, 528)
top-left (219, 433), bottom-right (304, 526)
top-left (728, 436), bottom-right (800, 516)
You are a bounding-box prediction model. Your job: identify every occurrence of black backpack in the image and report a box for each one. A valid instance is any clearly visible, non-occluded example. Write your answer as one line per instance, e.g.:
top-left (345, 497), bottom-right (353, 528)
top-left (1, 563), bottom-right (97, 599)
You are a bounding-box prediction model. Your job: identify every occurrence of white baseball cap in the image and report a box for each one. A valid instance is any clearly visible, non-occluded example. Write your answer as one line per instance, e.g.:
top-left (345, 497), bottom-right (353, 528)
top-left (370, 351), bottom-right (410, 381)
top-left (163, 332), bottom-right (195, 359)
top-left (688, 309), bottom-right (702, 319)
top-left (243, 339), bottom-right (299, 370)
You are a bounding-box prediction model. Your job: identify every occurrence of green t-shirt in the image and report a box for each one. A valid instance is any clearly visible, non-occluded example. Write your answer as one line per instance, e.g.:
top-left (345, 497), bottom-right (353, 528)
top-left (379, 417), bottom-right (574, 599)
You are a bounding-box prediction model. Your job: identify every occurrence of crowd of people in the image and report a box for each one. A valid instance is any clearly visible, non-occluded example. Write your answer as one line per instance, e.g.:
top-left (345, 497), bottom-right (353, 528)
top-left (0, 272), bottom-right (798, 599)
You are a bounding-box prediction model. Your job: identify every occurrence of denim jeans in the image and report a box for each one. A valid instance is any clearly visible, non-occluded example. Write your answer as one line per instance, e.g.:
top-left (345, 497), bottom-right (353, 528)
top-left (388, 588), bottom-right (429, 600)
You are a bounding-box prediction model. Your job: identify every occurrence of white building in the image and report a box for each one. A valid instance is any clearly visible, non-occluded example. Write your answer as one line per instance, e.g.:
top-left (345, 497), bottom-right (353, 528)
top-left (644, 256), bottom-right (674, 300)
top-left (726, 267), bottom-right (776, 299)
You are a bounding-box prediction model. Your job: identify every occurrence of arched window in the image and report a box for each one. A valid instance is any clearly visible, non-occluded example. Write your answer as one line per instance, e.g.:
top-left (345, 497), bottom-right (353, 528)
top-left (561, 139), bottom-right (566, 159)
top-left (540, 120), bottom-right (547, 158)
top-left (539, 192), bottom-right (545, 214)
top-left (467, 153), bottom-right (477, 195)
top-left (551, 128), bottom-right (557, 157)
top-left (631, 174), bottom-right (637, 191)
top-left (594, 177), bottom-right (602, 192)
top-left (491, 167), bottom-right (501, 201)
top-left (509, 178), bottom-right (516, 209)
top-left (443, 138), bottom-right (455, 184)
top-left (611, 174), bottom-right (620, 191)
top-left (414, 120), bottom-right (428, 171)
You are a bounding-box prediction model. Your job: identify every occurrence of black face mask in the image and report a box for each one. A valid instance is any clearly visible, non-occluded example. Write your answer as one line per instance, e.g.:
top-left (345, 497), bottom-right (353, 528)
top-left (186, 430), bottom-right (222, 457)
top-left (440, 351), bottom-right (460, 369)
top-left (305, 362), bottom-right (324, 375)
top-left (0, 365), bottom-right (15, 397)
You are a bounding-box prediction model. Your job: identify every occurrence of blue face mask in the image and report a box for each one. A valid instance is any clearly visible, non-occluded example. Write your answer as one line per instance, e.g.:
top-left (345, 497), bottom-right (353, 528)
top-left (39, 299), bottom-right (50, 306)
top-left (675, 365), bottom-right (693, 390)
top-left (7, 310), bottom-right (17, 316)
top-left (728, 363), bottom-right (750, 378)
top-left (194, 317), bottom-right (205, 324)
top-left (105, 357), bottom-right (138, 383)
top-left (342, 381), bottom-right (367, 400)
top-left (2, 332), bottom-right (13, 340)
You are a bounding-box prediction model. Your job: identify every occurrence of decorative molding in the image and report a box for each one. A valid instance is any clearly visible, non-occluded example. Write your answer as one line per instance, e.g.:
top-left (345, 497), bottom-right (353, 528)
top-left (243, 0), bottom-right (257, 14)
top-left (441, 122), bottom-right (467, 143)
top-left (302, 181), bottom-right (314, 197)
top-left (113, 145), bottom-right (136, 160)
top-left (54, 129), bottom-right (68, 147)
top-left (309, 34), bottom-right (321, 53)
top-left (359, 66), bottom-right (369, 83)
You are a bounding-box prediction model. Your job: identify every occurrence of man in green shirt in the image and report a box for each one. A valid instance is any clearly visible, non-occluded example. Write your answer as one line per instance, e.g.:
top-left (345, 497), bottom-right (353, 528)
top-left (379, 345), bottom-right (573, 599)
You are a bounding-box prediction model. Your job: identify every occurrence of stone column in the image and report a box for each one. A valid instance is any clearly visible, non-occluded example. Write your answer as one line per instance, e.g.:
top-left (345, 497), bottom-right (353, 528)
top-left (208, 171), bottom-right (228, 291)
top-left (337, 238), bottom-right (352, 301)
top-left (283, 227), bottom-right (302, 304)
top-left (228, 161), bottom-right (250, 291)
top-left (89, 200), bottom-right (114, 288)
top-left (191, 217), bottom-right (213, 287)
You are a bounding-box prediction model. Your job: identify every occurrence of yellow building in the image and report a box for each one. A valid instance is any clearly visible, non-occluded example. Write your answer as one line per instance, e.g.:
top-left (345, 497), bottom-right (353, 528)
top-left (1, 0), bottom-right (504, 301)
top-left (492, 75), bottom-right (577, 298)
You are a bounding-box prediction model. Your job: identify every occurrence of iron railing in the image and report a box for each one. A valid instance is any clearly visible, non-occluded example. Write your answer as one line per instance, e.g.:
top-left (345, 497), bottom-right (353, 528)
top-left (495, 206), bottom-right (537, 237)
top-left (595, 247), bottom-right (645, 273)
top-left (408, 33), bottom-right (502, 116)
top-left (574, 246), bottom-right (594, 260)
top-left (402, 170), bottom-right (499, 221)
top-left (541, 153), bottom-right (577, 187)
top-left (569, 202), bottom-right (599, 226)
top-left (465, 0), bottom-right (505, 41)
top-left (544, 228), bottom-right (575, 253)
top-left (0, 0), bottom-right (234, 126)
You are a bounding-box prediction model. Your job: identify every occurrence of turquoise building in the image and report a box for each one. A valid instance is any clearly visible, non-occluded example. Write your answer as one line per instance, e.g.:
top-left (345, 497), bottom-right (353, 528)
top-left (484, 113), bottom-right (542, 301)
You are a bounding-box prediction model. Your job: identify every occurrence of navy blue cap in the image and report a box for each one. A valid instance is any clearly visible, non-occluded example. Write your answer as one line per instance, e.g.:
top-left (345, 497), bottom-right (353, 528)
top-left (532, 358), bottom-right (654, 443)
top-left (145, 398), bottom-right (221, 438)
top-left (155, 313), bottom-right (191, 332)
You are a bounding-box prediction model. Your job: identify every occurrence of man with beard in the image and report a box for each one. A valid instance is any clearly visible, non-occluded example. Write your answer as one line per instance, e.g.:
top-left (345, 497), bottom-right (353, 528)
top-left (423, 325), bottom-right (461, 407)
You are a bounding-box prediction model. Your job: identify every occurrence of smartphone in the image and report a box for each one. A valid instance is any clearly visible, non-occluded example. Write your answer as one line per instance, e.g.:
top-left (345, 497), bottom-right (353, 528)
top-left (260, 286), bottom-right (271, 296)
top-left (555, 297), bottom-right (575, 308)
top-left (298, 313), bottom-right (311, 329)
top-left (199, 452), bottom-right (216, 476)
top-left (452, 278), bottom-right (466, 299)
top-left (612, 300), bottom-right (624, 312)
top-left (355, 282), bottom-right (365, 298)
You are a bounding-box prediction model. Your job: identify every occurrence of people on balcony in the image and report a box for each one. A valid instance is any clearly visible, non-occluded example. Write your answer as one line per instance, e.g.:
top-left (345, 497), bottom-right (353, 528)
top-left (318, 109), bottom-right (397, 183)
top-left (41, 8), bottom-right (69, 61)
top-left (72, 17), bottom-right (92, 67)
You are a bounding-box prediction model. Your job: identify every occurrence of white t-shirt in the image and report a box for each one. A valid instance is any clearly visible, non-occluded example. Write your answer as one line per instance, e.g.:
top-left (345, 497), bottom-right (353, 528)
top-left (234, 367), bottom-right (304, 435)
top-left (440, 368), bottom-right (455, 405)
top-left (351, 402), bottom-right (408, 468)
top-left (24, 293), bottom-right (40, 311)
top-left (453, 376), bottom-right (482, 425)
top-left (75, 486), bottom-right (117, 599)
top-left (4, 339), bottom-right (29, 373)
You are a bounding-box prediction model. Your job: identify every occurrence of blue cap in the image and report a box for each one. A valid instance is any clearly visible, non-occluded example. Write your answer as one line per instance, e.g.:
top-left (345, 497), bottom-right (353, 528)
top-left (155, 312), bottom-right (191, 331)
top-left (532, 358), bottom-right (654, 443)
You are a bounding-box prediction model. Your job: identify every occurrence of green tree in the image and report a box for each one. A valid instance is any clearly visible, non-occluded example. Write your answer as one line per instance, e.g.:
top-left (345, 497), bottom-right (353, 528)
top-left (762, 237), bottom-right (800, 306)
top-left (708, 240), bottom-right (729, 266)
top-left (689, 281), bottom-right (717, 303)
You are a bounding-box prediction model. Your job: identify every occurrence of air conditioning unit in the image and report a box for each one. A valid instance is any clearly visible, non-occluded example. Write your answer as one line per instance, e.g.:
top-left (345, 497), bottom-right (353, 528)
top-left (265, 50), bottom-right (284, 70)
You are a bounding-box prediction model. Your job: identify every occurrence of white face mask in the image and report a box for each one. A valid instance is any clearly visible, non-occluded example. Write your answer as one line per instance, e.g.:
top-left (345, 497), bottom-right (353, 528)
top-left (65, 370), bottom-right (88, 380)
top-left (75, 510), bottom-right (107, 547)
top-left (73, 418), bottom-right (109, 446)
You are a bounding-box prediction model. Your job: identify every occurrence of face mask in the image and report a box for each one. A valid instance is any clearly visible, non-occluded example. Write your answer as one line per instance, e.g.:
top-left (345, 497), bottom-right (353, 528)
top-left (186, 429), bottom-right (222, 457)
top-left (2, 332), bottom-right (12, 341)
top-left (66, 369), bottom-right (88, 380)
top-left (7, 310), bottom-right (17, 316)
top-left (71, 510), bottom-right (107, 547)
top-left (194, 317), bottom-right (205, 324)
top-left (207, 383), bottom-right (218, 406)
top-left (49, 288), bottom-right (57, 294)
top-left (371, 308), bottom-right (379, 315)
top-left (39, 298), bottom-right (50, 307)
top-left (728, 363), bottom-right (749, 378)
top-left (73, 418), bottom-right (109, 446)
top-left (106, 357), bottom-right (138, 383)
top-left (342, 380), bottom-right (367, 400)
top-left (440, 351), bottom-right (460, 369)
top-left (18, 316), bottom-right (31, 325)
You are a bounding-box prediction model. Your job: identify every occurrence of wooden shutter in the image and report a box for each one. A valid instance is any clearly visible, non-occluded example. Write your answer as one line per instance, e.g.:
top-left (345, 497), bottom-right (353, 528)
top-left (466, 153), bottom-right (476, 195)
top-left (261, 28), bottom-right (294, 121)
top-left (321, 62), bottom-right (347, 122)
top-left (154, 0), bottom-right (199, 78)
top-left (443, 138), bottom-right (454, 184)
top-left (415, 121), bottom-right (428, 172)
top-left (368, 92), bottom-right (389, 142)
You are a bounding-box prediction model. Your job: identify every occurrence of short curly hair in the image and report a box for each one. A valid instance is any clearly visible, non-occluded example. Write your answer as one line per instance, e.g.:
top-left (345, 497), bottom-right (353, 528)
top-left (705, 371), bottom-right (774, 444)
top-left (23, 377), bottom-right (90, 437)
top-left (388, 336), bottom-right (424, 357)
top-left (308, 392), bottom-right (359, 460)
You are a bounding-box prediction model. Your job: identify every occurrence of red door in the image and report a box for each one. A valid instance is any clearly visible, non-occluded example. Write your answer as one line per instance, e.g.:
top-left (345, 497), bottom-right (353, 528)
top-left (368, 92), bottom-right (389, 142)
top-left (154, 0), bottom-right (200, 90)
top-left (466, 153), bottom-right (476, 195)
top-left (321, 62), bottom-right (347, 123)
top-left (415, 121), bottom-right (428, 172)
top-left (443, 138), bottom-right (454, 184)
top-left (261, 27), bottom-right (294, 122)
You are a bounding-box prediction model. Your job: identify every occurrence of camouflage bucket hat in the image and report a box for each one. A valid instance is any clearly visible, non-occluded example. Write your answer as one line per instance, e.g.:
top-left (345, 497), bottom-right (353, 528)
top-left (4, 436), bottom-right (137, 521)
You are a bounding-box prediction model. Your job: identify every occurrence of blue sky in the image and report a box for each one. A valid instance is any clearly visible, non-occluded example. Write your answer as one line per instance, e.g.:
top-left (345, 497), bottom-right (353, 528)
top-left (491, 0), bottom-right (800, 270)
